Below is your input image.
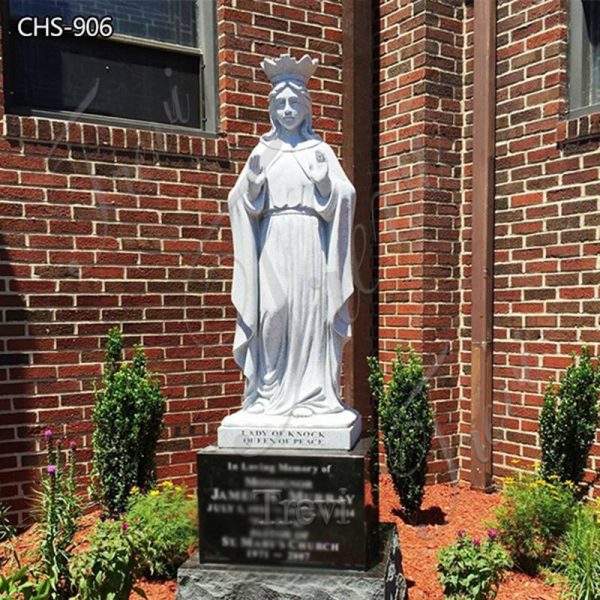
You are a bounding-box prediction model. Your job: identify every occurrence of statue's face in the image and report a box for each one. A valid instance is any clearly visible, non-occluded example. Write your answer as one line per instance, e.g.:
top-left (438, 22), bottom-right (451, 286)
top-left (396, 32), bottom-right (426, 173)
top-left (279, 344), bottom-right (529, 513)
top-left (273, 86), bottom-right (306, 132)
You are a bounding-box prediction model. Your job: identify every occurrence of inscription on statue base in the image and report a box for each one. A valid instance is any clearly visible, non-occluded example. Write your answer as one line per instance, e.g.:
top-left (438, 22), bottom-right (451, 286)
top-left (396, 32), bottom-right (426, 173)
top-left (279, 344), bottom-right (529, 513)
top-left (217, 410), bottom-right (362, 450)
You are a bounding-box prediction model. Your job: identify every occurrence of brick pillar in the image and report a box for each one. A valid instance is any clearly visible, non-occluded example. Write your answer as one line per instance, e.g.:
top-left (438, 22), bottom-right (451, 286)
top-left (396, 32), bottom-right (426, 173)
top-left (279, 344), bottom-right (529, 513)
top-left (378, 0), bottom-right (464, 482)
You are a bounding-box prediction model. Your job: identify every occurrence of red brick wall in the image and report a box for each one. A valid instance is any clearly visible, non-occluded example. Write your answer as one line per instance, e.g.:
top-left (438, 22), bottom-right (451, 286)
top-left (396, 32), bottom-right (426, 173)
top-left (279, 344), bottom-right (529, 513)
top-left (378, 0), bottom-right (464, 484)
top-left (3, 0), bottom-right (599, 523)
top-left (0, 0), bottom-right (344, 523)
top-left (379, 0), bottom-right (600, 488)
top-left (459, 0), bottom-right (600, 485)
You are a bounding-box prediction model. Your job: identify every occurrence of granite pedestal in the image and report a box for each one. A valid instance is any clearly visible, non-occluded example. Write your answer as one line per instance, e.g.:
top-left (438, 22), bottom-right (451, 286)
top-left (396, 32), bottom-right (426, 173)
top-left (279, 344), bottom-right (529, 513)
top-left (178, 437), bottom-right (405, 599)
top-left (177, 523), bottom-right (406, 600)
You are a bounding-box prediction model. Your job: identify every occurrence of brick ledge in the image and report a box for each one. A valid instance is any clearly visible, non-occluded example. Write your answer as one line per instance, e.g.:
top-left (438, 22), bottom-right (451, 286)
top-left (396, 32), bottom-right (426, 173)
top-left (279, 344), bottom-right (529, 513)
top-left (556, 112), bottom-right (600, 146)
top-left (1, 113), bottom-right (230, 160)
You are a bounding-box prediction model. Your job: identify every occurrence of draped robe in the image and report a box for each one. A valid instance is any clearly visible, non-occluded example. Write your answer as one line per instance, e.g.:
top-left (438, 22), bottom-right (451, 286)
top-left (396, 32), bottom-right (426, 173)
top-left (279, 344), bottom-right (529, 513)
top-left (228, 137), bottom-right (355, 416)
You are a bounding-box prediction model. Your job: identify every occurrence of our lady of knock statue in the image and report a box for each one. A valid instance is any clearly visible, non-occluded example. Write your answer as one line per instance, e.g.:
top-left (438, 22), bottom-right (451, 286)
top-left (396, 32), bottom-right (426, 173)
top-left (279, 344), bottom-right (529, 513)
top-left (220, 53), bottom-right (360, 445)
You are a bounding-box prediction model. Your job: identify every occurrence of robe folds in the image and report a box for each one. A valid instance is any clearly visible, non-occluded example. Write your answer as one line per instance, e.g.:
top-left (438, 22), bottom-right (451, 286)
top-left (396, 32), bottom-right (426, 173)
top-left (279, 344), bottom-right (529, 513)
top-left (228, 137), bottom-right (355, 416)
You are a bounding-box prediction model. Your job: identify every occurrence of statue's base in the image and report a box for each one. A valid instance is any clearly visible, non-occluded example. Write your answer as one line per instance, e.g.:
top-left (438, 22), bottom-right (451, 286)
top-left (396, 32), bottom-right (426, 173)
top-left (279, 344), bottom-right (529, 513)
top-left (197, 438), bottom-right (379, 570)
top-left (218, 408), bottom-right (362, 450)
top-left (176, 523), bottom-right (406, 600)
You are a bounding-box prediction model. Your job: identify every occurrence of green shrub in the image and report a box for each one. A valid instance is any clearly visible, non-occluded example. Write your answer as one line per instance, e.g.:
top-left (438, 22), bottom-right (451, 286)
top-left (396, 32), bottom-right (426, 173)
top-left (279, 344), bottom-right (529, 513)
top-left (126, 482), bottom-right (196, 579)
top-left (37, 430), bottom-right (81, 599)
top-left (494, 471), bottom-right (578, 574)
top-left (0, 501), bottom-right (17, 558)
top-left (0, 501), bottom-right (52, 600)
top-left (437, 530), bottom-right (511, 600)
top-left (553, 501), bottom-right (600, 600)
top-left (368, 346), bottom-right (434, 518)
top-left (70, 519), bottom-right (146, 600)
top-left (540, 346), bottom-right (600, 488)
top-left (0, 504), bottom-right (12, 539)
top-left (92, 328), bottom-right (166, 516)
top-left (0, 567), bottom-right (51, 600)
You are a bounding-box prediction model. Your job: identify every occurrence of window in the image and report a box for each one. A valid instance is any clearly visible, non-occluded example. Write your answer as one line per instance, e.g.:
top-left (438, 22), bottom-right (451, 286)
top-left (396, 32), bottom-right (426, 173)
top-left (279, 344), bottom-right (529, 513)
top-left (2, 0), bottom-right (218, 133)
top-left (569, 0), bottom-right (600, 118)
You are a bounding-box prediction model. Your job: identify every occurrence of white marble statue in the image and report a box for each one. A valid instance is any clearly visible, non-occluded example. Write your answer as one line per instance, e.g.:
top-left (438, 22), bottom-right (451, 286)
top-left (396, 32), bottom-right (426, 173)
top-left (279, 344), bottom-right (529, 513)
top-left (219, 53), bottom-right (361, 449)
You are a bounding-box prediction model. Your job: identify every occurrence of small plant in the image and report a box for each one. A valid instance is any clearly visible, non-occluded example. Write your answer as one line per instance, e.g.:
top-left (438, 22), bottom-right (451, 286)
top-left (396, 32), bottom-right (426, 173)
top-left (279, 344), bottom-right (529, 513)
top-left (92, 328), bottom-right (166, 516)
top-left (494, 471), bottom-right (578, 574)
top-left (0, 501), bottom-right (17, 562)
top-left (553, 501), bottom-right (600, 600)
top-left (0, 568), bottom-right (52, 600)
top-left (0, 501), bottom-right (52, 600)
top-left (539, 346), bottom-right (600, 489)
top-left (70, 519), bottom-right (147, 600)
top-left (126, 482), bottom-right (196, 578)
top-left (368, 346), bottom-right (434, 518)
top-left (437, 529), bottom-right (511, 600)
top-left (37, 430), bottom-right (81, 599)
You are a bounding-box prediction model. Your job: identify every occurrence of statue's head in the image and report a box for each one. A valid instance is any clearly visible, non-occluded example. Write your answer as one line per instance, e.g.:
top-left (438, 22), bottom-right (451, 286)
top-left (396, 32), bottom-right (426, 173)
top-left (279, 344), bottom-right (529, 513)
top-left (261, 53), bottom-right (319, 142)
top-left (265, 80), bottom-right (315, 140)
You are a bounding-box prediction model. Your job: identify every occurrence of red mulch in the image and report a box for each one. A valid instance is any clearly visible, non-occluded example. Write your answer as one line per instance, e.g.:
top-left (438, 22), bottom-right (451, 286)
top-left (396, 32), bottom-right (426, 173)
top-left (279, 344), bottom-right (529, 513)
top-left (379, 476), bottom-right (559, 600)
top-left (1, 479), bottom-right (561, 600)
top-left (134, 578), bottom-right (177, 599)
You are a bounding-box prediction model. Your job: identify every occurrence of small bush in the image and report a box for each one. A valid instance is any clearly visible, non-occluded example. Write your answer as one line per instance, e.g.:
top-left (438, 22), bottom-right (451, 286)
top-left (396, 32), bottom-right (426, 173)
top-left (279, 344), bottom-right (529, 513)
top-left (494, 471), bottom-right (578, 574)
top-left (368, 346), bottom-right (434, 518)
top-left (0, 501), bottom-right (17, 555)
top-left (92, 328), bottom-right (166, 516)
top-left (126, 482), bottom-right (196, 579)
top-left (70, 519), bottom-right (146, 600)
top-left (437, 529), bottom-right (511, 600)
top-left (553, 501), bottom-right (600, 600)
top-left (0, 567), bottom-right (51, 600)
top-left (0, 504), bottom-right (13, 539)
top-left (37, 430), bottom-right (81, 599)
top-left (1, 498), bottom-right (53, 600)
top-left (539, 346), bottom-right (600, 488)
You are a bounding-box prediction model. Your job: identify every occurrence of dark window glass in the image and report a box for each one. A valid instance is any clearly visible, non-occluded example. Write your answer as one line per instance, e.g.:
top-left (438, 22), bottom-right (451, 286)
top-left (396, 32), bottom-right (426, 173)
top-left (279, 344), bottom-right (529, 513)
top-left (583, 1), bottom-right (600, 105)
top-left (9, 0), bottom-right (198, 48)
top-left (570, 0), bottom-right (600, 117)
top-left (4, 0), bottom-right (208, 130)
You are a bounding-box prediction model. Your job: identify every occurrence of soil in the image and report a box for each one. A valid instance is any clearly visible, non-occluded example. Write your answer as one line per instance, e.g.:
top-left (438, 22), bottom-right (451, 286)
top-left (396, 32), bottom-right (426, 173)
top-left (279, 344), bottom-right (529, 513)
top-left (0, 477), bottom-right (561, 600)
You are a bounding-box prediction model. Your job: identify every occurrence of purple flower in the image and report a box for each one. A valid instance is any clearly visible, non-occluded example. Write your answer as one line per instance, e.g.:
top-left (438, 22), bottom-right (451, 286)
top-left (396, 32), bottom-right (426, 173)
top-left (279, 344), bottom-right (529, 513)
top-left (43, 429), bottom-right (53, 438)
top-left (47, 465), bottom-right (57, 475)
top-left (69, 440), bottom-right (77, 450)
top-left (487, 528), bottom-right (498, 539)
top-left (121, 521), bottom-right (129, 532)
top-left (457, 529), bottom-right (466, 538)
top-left (473, 537), bottom-right (481, 547)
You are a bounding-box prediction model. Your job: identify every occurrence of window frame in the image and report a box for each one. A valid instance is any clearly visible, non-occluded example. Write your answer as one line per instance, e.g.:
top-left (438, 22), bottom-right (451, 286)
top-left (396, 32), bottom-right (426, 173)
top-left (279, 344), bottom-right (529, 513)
top-left (569, 0), bottom-right (600, 119)
top-left (1, 0), bottom-right (219, 135)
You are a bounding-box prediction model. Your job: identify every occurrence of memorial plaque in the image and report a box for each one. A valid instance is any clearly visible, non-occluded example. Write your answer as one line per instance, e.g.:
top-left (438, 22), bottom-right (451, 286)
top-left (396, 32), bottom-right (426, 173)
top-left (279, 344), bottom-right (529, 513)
top-left (198, 437), bottom-right (379, 570)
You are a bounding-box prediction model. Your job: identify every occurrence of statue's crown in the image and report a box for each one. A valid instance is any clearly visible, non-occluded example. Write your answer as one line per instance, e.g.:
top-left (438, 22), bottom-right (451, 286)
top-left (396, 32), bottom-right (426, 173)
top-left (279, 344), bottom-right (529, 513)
top-left (261, 53), bottom-right (318, 86)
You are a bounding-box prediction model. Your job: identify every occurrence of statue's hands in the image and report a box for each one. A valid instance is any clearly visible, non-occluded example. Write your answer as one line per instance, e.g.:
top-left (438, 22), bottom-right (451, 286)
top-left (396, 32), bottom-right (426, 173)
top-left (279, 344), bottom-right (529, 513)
top-left (309, 151), bottom-right (329, 183)
top-left (309, 150), bottom-right (331, 197)
top-left (247, 155), bottom-right (266, 198)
